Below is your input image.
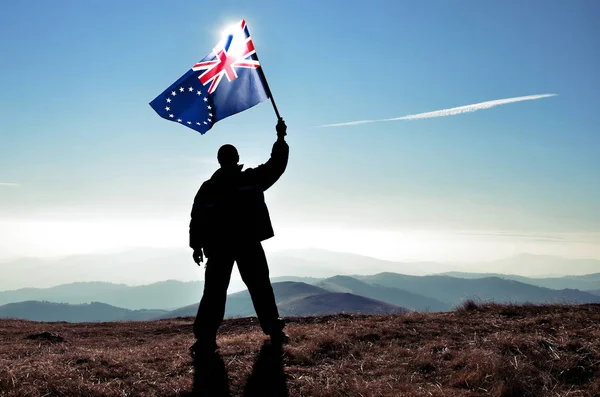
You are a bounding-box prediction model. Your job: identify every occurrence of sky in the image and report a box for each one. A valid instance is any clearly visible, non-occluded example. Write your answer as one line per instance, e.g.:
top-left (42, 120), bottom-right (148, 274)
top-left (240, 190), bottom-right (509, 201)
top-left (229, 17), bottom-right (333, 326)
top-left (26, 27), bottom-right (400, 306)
top-left (1, 0), bottom-right (599, 271)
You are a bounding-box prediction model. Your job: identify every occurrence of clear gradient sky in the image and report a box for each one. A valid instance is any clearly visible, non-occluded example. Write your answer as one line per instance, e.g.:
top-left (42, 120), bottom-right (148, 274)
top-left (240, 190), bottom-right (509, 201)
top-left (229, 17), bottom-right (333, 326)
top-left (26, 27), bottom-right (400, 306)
top-left (1, 0), bottom-right (599, 263)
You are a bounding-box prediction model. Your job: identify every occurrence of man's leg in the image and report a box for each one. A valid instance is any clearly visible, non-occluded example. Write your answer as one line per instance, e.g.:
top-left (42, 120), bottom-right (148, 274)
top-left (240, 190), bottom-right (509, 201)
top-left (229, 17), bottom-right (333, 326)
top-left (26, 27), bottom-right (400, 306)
top-left (193, 252), bottom-right (235, 347)
top-left (236, 242), bottom-right (285, 338)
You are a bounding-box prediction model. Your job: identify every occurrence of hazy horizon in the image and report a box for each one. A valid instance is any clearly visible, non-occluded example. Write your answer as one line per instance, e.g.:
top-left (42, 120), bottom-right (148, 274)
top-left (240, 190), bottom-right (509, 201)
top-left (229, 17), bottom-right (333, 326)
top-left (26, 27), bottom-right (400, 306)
top-left (1, 220), bottom-right (600, 263)
top-left (1, 244), bottom-right (600, 292)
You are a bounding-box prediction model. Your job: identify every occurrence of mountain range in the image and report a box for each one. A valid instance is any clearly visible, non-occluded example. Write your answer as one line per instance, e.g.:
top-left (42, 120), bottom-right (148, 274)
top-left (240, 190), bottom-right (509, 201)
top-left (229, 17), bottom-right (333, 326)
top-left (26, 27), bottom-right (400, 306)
top-left (1, 270), bottom-right (599, 322)
top-left (2, 248), bottom-right (599, 322)
top-left (3, 263), bottom-right (599, 311)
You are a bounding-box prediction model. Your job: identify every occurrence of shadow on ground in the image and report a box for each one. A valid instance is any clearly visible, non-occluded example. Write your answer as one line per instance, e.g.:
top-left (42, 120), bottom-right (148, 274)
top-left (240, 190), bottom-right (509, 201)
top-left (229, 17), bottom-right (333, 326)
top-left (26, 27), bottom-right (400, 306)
top-left (244, 341), bottom-right (288, 397)
top-left (182, 340), bottom-right (288, 397)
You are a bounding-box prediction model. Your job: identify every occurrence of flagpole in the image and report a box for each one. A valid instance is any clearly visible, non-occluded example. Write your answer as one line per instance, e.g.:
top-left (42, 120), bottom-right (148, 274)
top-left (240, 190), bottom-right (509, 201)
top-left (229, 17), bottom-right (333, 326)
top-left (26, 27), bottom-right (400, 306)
top-left (254, 53), bottom-right (282, 121)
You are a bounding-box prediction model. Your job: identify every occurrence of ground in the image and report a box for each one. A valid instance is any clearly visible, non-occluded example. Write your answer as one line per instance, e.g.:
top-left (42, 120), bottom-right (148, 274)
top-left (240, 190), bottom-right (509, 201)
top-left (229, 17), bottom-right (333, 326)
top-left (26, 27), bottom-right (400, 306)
top-left (1, 303), bottom-right (599, 396)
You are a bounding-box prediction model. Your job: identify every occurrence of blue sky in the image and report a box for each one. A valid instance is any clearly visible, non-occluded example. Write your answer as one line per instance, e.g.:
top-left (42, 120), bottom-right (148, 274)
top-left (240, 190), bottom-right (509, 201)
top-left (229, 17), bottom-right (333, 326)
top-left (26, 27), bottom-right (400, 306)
top-left (0, 0), bottom-right (599, 263)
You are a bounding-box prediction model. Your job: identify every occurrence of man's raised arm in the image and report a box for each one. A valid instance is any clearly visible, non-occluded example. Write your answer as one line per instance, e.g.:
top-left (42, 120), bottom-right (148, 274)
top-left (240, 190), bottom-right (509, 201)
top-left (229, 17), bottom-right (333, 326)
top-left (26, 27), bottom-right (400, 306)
top-left (249, 119), bottom-right (289, 191)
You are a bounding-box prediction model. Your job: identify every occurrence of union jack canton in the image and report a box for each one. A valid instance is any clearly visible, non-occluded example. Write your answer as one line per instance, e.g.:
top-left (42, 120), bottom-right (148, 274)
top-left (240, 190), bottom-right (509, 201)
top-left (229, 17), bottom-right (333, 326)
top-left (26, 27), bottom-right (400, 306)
top-left (150, 19), bottom-right (269, 134)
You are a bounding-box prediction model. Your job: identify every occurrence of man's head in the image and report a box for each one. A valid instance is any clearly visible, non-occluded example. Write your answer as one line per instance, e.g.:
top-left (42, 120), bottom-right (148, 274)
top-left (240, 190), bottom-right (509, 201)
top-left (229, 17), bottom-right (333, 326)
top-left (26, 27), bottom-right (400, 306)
top-left (217, 144), bottom-right (239, 167)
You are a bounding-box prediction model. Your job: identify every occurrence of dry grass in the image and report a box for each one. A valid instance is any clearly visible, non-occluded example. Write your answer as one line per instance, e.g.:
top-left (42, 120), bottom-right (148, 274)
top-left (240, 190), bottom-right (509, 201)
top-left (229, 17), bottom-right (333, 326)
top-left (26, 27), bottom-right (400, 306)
top-left (1, 303), bottom-right (599, 396)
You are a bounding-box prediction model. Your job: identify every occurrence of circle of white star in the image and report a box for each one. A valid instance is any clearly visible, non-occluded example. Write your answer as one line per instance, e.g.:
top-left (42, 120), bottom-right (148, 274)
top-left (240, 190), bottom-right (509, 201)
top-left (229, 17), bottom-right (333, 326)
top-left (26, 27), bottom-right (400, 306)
top-left (162, 85), bottom-right (215, 131)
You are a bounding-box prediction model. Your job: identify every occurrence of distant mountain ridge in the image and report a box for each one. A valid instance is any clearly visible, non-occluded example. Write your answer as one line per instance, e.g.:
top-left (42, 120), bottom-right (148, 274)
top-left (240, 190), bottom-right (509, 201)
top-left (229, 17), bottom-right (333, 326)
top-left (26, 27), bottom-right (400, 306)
top-left (0, 301), bottom-right (166, 322)
top-left (440, 272), bottom-right (600, 291)
top-left (4, 248), bottom-right (598, 291)
top-left (356, 273), bottom-right (600, 307)
top-left (0, 280), bottom-right (204, 310)
top-left (318, 275), bottom-right (450, 312)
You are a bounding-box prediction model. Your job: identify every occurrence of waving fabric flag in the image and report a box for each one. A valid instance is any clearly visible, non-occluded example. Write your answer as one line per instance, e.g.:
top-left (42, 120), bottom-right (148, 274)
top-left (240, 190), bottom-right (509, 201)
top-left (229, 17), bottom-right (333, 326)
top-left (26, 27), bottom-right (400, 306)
top-left (150, 20), bottom-right (270, 134)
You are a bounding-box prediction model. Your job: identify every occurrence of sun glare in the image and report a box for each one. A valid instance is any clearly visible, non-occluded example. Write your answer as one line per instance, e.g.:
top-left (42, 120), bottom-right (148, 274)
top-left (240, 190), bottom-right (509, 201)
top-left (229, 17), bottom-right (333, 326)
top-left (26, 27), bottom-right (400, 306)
top-left (217, 21), bottom-right (243, 49)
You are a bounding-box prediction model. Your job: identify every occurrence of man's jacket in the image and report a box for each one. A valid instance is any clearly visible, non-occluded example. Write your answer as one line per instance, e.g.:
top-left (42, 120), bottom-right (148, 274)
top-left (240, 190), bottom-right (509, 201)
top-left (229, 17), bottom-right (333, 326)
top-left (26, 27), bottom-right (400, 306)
top-left (189, 139), bottom-right (289, 254)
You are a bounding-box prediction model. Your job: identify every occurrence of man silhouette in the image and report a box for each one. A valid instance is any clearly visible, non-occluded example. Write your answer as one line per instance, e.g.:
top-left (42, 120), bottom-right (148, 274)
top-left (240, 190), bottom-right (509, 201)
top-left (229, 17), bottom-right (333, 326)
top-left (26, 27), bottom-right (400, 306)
top-left (189, 119), bottom-right (289, 356)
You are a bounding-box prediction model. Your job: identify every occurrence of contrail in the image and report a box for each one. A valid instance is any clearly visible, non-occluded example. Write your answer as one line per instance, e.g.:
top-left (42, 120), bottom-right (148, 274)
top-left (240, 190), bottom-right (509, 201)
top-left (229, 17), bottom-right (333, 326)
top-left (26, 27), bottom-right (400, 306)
top-left (320, 94), bottom-right (557, 127)
top-left (0, 183), bottom-right (19, 187)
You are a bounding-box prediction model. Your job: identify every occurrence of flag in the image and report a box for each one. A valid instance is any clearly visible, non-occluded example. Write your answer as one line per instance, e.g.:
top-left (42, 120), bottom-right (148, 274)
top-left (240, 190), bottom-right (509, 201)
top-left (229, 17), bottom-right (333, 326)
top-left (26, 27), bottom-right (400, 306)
top-left (149, 19), bottom-right (269, 134)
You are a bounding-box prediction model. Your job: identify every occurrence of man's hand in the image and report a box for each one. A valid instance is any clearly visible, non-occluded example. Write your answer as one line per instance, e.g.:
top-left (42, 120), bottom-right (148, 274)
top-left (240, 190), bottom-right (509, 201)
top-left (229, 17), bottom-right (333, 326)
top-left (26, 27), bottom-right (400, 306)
top-left (276, 118), bottom-right (287, 139)
top-left (192, 249), bottom-right (204, 266)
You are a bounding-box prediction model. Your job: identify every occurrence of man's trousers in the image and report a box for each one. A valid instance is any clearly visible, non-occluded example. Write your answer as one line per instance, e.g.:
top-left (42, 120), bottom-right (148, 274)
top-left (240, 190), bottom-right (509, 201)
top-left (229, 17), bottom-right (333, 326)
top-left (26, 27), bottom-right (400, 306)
top-left (193, 241), bottom-right (284, 341)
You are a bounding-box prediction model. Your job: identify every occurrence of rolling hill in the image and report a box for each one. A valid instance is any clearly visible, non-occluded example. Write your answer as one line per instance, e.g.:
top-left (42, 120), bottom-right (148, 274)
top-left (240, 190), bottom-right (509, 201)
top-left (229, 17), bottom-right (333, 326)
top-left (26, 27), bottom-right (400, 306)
top-left (157, 281), bottom-right (408, 319)
top-left (224, 282), bottom-right (333, 318)
top-left (441, 271), bottom-right (600, 291)
top-left (317, 275), bottom-right (450, 312)
top-left (277, 292), bottom-right (407, 316)
top-left (0, 280), bottom-right (204, 310)
top-left (357, 273), bottom-right (600, 307)
top-left (0, 301), bottom-right (166, 322)
top-left (156, 282), bottom-right (333, 319)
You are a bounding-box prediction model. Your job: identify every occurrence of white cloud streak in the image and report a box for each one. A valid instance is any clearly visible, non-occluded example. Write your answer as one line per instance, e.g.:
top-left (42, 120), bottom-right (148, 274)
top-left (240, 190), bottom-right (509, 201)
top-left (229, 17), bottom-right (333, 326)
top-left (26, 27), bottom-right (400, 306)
top-left (0, 183), bottom-right (19, 187)
top-left (320, 94), bottom-right (557, 127)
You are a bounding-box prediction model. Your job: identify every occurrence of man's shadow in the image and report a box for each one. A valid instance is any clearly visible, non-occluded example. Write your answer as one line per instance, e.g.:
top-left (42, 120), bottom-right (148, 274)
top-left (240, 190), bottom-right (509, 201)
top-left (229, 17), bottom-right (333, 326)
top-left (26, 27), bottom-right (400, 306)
top-left (184, 341), bottom-right (288, 397)
top-left (243, 341), bottom-right (289, 397)
top-left (188, 351), bottom-right (231, 397)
